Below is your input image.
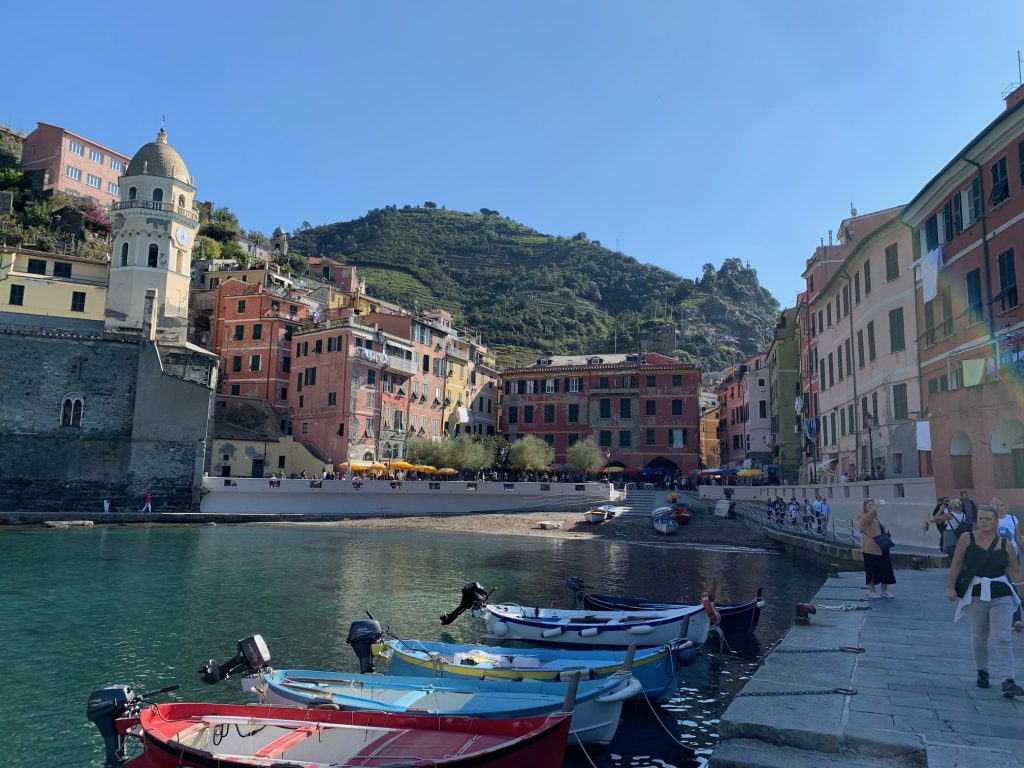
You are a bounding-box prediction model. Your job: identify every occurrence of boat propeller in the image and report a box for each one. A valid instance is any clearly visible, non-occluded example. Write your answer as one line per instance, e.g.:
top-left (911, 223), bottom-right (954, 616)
top-left (198, 634), bottom-right (271, 685)
top-left (87, 683), bottom-right (180, 763)
top-left (440, 582), bottom-right (492, 625)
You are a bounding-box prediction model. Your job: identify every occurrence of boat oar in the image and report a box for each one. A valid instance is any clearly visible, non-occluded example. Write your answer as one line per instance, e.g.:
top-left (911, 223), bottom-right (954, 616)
top-left (559, 671), bottom-right (581, 714)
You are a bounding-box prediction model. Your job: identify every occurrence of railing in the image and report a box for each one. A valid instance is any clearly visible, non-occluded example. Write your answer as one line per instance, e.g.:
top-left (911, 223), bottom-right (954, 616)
top-left (445, 345), bottom-right (470, 361)
top-left (112, 199), bottom-right (199, 222)
top-left (732, 499), bottom-right (857, 545)
top-left (386, 356), bottom-right (417, 374)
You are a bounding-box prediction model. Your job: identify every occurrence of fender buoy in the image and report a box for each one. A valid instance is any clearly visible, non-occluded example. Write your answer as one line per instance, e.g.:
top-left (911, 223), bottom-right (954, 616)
top-left (541, 627), bottom-right (564, 639)
top-left (702, 594), bottom-right (718, 623)
top-left (627, 625), bottom-right (654, 635)
top-left (579, 627), bottom-right (599, 637)
top-left (676, 648), bottom-right (698, 667)
top-left (491, 620), bottom-right (509, 637)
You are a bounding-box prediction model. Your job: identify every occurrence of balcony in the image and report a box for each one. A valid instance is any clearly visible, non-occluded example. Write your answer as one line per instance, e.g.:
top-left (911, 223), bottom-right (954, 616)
top-left (112, 199), bottom-right (199, 222)
top-left (445, 345), bottom-right (470, 362)
top-left (386, 356), bottom-right (417, 374)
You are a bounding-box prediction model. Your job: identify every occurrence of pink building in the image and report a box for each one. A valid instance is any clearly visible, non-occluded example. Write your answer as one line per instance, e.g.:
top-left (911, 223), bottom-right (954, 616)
top-left (20, 122), bottom-right (130, 205)
top-left (717, 353), bottom-right (771, 468)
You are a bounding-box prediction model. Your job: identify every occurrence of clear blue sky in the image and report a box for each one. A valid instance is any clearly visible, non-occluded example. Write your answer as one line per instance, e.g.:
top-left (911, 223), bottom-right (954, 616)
top-left (5, 1), bottom-right (1024, 306)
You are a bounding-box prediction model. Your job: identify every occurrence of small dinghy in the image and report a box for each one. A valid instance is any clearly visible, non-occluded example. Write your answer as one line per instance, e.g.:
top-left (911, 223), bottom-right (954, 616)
top-left (383, 638), bottom-right (696, 698)
top-left (653, 514), bottom-right (679, 534)
top-left (583, 509), bottom-right (607, 524)
top-left (257, 668), bottom-right (640, 745)
top-left (671, 505), bottom-right (694, 525)
top-left (598, 504), bottom-right (622, 519)
top-left (95, 700), bottom-right (571, 768)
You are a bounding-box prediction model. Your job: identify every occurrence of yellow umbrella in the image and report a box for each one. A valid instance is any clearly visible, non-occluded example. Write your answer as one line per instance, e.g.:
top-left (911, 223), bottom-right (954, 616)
top-left (414, 465), bottom-right (437, 473)
top-left (737, 468), bottom-right (763, 477)
top-left (436, 468), bottom-right (460, 475)
top-left (603, 466), bottom-right (625, 473)
top-left (338, 460), bottom-right (373, 470)
top-left (388, 460), bottom-right (415, 470)
top-left (369, 463), bottom-right (387, 471)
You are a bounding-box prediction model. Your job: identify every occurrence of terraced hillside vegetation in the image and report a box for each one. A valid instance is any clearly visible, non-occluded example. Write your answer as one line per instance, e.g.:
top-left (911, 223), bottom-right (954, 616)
top-left (290, 205), bottom-right (780, 369)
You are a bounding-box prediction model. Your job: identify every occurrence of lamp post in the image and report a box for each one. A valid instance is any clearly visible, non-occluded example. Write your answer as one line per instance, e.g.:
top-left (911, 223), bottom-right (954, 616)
top-left (864, 414), bottom-right (877, 480)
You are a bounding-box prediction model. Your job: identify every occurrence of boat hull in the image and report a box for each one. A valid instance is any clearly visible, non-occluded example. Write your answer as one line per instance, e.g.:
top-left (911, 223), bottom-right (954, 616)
top-left (259, 670), bottom-right (639, 746)
top-left (583, 588), bottom-right (765, 634)
top-left (124, 702), bottom-right (570, 768)
top-left (384, 639), bottom-right (687, 698)
top-left (479, 603), bottom-right (712, 648)
top-left (653, 516), bottom-right (678, 534)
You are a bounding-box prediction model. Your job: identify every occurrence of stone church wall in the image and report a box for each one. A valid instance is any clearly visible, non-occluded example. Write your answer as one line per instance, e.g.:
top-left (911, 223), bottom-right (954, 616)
top-left (0, 331), bottom-right (211, 514)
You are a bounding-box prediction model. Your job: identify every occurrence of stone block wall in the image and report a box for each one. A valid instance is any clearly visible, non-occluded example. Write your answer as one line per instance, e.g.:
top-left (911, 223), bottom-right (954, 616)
top-left (0, 330), bottom-right (138, 435)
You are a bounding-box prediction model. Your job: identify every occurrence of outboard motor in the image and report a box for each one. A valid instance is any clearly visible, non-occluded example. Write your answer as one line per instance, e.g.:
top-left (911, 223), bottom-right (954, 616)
top-left (199, 634), bottom-right (271, 685)
top-left (347, 619), bottom-right (384, 673)
top-left (566, 575), bottom-right (590, 609)
top-left (439, 582), bottom-right (490, 625)
top-left (87, 683), bottom-right (179, 763)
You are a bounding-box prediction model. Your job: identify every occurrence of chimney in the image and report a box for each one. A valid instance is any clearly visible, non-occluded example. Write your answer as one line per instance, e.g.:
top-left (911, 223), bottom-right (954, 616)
top-left (828, 229), bottom-right (833, 246)
top-left (143, 289), bottom-right (158, 342)
top-left (1005, 82), bottom-right (1024, 111)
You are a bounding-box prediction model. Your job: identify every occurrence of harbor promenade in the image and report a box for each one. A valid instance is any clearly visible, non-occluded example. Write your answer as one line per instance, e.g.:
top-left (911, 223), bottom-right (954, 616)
top-left (713, 568), bottom-right (1024, 768)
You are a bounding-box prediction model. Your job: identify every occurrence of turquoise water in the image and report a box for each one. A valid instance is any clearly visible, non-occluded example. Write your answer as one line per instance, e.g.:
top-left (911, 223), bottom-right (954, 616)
top-left (1, 524), bottom-right (823, 767)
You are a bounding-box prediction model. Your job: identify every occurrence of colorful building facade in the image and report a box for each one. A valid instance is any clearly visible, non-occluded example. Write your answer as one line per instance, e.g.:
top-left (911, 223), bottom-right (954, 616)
top-left (20, 122), bottom-right (130, 205)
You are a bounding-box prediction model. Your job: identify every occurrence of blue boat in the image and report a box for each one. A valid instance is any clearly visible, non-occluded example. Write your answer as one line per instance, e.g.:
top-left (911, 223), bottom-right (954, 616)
top-left (383, 638), bottom-right (695, 699)
top-left (257, 668), bottom-right (641, 745)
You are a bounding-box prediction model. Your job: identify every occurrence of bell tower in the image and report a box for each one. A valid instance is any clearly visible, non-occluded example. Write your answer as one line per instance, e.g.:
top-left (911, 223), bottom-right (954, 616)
top-left (105, 128), bottom-right (198, 340)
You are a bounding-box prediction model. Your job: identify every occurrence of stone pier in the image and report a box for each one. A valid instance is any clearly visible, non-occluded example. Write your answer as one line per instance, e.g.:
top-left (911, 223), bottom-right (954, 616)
top-left (713, 569), bottom-right (1024, 768)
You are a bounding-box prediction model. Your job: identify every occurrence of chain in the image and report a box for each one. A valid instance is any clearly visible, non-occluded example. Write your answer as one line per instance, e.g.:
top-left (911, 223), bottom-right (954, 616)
top-left (774, 646), bottom-right (865, 654)
top-left (737, 688), bottom-right (858, 697)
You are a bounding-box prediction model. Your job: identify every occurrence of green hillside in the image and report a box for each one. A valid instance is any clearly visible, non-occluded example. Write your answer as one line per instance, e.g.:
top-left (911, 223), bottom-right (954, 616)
top-left (290, 206), bottom-right (780, 370)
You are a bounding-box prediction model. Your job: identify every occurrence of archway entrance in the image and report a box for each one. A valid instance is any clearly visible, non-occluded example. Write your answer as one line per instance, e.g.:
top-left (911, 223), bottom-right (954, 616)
top-left (991, 419), bottom-right (1024, 488)
top-left (950, 431), bottom-right (974, 489)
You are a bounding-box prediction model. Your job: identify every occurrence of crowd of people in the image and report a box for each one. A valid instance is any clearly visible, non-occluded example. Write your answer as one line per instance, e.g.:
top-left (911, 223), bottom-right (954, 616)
top-left (763, 493), bottom-right (832, 534)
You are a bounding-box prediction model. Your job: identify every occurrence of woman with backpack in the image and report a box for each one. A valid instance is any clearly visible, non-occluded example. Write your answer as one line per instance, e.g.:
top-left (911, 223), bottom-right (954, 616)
top-left (935, 499), bottom-right (971, 560)
top-left (946, 506), bottom-right (1024, 698)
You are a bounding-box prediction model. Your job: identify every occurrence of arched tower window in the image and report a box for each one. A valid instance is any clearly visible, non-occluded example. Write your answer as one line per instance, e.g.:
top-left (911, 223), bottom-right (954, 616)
top-left (128, 187), bottom-right (137, 200)
top-left (148, 244), bottom-right (159, 268)
top-left (152, 188), bottom-right (163, 203)
top-left (178, 194), bottom-right (185, 208)
top-left (120, 243), bottom-right (129, 266)
top-left (60, 394), bottom-right (84, 428)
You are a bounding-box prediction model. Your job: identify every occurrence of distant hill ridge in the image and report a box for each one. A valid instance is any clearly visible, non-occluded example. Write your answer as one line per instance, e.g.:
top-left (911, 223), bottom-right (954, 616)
top-left (289, 205), bottom-right (780, 369)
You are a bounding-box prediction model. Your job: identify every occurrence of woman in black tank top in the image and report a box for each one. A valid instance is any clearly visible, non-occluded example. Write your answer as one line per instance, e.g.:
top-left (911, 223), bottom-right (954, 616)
top-left (946, 507), bottom-right (1023, 698)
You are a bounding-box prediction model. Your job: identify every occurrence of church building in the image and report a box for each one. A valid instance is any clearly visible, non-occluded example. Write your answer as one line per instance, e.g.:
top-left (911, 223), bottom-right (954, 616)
top-left (0, 129), bottom-right (219, 516)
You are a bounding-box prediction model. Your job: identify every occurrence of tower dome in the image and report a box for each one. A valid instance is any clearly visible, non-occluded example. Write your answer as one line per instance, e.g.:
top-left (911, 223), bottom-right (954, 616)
top-left (125, 128), bottom-right (192, 184)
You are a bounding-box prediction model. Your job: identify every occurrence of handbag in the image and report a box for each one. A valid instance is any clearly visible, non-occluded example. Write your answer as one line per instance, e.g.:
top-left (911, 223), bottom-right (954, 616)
top-left (955, 534), bottom-right (999, 599)
top-left (872, 526), bottom-right (894, 551)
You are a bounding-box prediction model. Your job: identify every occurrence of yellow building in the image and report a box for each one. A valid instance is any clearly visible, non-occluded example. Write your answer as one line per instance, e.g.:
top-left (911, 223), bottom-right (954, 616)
top-left (210, 422), bottom-right (329, 478)
top-left (0, 246), bottom-right (108, 331)
top-left (700, 405), bottom-right (722, 469)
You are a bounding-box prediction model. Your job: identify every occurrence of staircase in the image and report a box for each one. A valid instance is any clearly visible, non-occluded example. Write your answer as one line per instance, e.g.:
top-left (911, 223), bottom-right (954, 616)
top-left (620, 488), bottom-right (665, 515)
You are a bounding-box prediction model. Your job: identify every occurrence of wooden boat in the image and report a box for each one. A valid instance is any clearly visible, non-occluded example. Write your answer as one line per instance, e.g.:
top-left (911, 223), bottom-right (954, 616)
top-left (598, 504), bottom-right (622, 519)
top-left (671, 505), bottom-right (694, 525)
top-left (583, 509), bottom-right (607, 524)
top-left (257, 669), bottom-right (640, 745)
top-left (653, 515), bottom-right (679, 534)
top-left (581, 587), bottom-right (766, 634)
top-left (474, 600), bottom-right (714, 648)
top-left (382, 638), bottom-right (696, 699)
top-left (116, 702), bottom-right (571, 768)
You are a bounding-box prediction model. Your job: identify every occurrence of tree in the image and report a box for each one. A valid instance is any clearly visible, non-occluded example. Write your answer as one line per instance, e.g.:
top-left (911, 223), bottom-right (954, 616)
top-left (405, 436), bottom-right (437, 465)
top-left (566, 439), bottom-right (606, 475)
top-left (506, 436), bottom-right (555, 472)
top-left (219, 240), bottom-right (248, 264)
top-left (423, 201), bottom-right (437, 209)
top-left (194, 235), bottom-right (222, 261)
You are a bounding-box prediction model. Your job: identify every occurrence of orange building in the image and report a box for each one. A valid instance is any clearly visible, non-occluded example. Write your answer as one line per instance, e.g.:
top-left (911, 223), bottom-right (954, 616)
top-left (20, 122), bottom-right (130, 205)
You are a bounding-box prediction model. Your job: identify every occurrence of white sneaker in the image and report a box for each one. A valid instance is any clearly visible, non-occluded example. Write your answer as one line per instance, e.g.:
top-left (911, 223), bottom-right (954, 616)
top-left (868, 592), bottom-right (881, 599)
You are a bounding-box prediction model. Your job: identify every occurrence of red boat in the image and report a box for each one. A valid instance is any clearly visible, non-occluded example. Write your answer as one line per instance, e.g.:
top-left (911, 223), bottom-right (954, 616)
top-left (117, 702), bottom-right (570, 768)
top-left (671, 505), bottom-right (694, 525)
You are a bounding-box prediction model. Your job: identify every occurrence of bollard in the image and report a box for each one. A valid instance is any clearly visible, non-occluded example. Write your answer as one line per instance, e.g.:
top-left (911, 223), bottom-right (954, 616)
top-left (794, 603), bottom-right (816, 625)
top-left (910, 557), bottom-right (922, 570)
top-left (828, 563), bottom-right (841, 578)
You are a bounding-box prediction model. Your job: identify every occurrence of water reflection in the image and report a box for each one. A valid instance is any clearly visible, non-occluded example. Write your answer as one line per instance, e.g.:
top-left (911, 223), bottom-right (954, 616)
top-left (0, 525), bottom-right (822, 768)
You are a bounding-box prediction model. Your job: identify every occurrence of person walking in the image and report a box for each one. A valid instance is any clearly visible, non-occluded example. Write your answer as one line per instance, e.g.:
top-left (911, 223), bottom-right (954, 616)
top-left (818, 493), bottom-right (831, 535)
top-left (946, 506), bottom-right (1024, 698)
top-left (102, 493), bottom-right (110, 514)
top-left (992, 496), bottom-right (1023, 631)
top-left (859, 498), bottom-right (895, 599)
top-left (935, 499), bottom-right (970, 560)
top-left (141, 490), bottom-right (152, 513)
top-left (930, 497), bottom-right (952, 553)
top-left (959, 490), bottom-right (978, 525)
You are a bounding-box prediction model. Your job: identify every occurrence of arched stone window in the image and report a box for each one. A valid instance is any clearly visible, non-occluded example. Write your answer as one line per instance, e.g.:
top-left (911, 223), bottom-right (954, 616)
top-left (148, 244), bottom-right (159, 268)
top-left (363, 451), bottom-right (374, 461)
top-left (178, 194), bottom-right (185, 208)
top-left (120, 243), bottom-right (129, 266)
top-left (152, 187), bottom-right (164, 203)
top-left (60, 393), bottom-right (84, 428)
top-left (128, 187), bottom-right (137, 200)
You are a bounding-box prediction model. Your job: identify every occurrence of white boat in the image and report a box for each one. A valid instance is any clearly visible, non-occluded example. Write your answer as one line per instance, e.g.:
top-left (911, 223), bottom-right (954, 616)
top-left (199, 478), bottom-right (617, 516)
top-left (583, 510), bottom-right (607, 524)
top-left (256, 668), bottom-right (641, 746)
top-left (474, 601), bottom-right (714, 648)
top-left (653, 515), bottom-right (679, 535)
